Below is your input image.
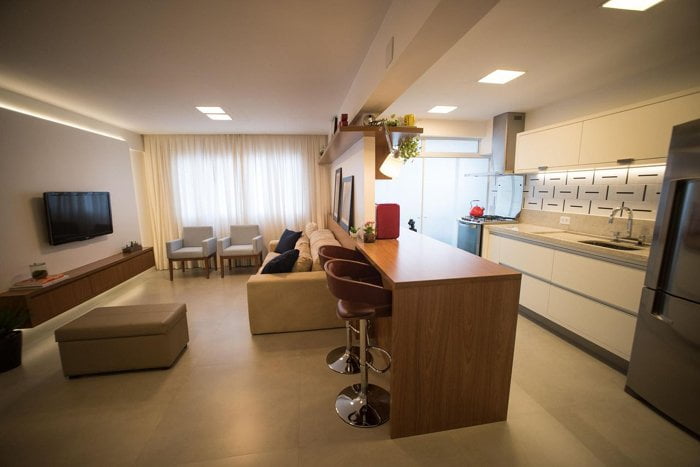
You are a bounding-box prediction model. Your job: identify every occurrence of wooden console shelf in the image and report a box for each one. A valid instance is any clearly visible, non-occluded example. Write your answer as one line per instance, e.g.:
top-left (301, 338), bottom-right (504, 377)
top-left (318, 125), bottom-right (423, 179)
top-left (0, 247), bottom-right (155, 327)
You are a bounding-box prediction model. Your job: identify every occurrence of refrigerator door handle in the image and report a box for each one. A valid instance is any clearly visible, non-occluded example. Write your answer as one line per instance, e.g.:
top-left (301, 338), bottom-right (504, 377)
top-left (652, 313), bottom-right (674, 325)
top-left (645, 179), bottom-right (680, 289)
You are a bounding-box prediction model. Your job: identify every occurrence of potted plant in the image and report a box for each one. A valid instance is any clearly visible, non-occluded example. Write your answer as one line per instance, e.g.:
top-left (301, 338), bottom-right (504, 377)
top-left (0, 303), bottom-right (28, 373)
top-left (397, 135), bottom-right (420, 161)
top-left (362, 221), bottom-right (376, 243)
top-left (349, 226), bottom-right (358, 238)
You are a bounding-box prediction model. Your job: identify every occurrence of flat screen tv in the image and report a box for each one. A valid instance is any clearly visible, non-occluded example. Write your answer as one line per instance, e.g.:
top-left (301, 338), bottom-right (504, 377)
top-left (43, 192), bottom-right (113, 245)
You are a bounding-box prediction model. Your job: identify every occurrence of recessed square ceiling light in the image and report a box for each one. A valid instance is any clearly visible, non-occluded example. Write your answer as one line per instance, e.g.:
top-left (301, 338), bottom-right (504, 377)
top-left (428, 105), bottom-right (458, 114)
top-left (196, 106), bottom-right (225, 114)
top-left (478, 70), bottom-right (525, 84)
top-left (601, 0), bottom-right (664, 11)
top-left (207, 114), bottom-right (232, 120)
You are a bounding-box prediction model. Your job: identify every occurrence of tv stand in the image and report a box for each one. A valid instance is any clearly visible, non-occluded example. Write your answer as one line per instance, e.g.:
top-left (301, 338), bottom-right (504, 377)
top-left (0, 247), bottom-right (155, 327)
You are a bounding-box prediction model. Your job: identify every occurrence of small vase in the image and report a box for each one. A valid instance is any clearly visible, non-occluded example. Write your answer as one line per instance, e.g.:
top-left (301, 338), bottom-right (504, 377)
top-left (364, 232), bottom-right (376, 243)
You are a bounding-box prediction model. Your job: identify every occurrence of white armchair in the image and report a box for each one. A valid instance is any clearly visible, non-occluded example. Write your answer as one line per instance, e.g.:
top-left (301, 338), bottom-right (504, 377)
top-left (166, 226), bottom-right (217, 280)
top-left (217, 225), bottom-right (263, 277)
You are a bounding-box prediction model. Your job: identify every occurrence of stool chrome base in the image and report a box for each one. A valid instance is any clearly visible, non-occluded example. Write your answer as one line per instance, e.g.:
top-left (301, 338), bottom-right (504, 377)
top-left (335, 383), bottom-right (390, 428)
top-left (326, 346), bottom-right (373, 374)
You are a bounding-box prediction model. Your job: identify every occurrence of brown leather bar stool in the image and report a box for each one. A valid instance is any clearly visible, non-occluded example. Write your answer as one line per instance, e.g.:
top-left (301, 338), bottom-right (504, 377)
top-left (318, 245), bottom-right (380, 375)
top-left (324, 258), bottom-right (392, 428)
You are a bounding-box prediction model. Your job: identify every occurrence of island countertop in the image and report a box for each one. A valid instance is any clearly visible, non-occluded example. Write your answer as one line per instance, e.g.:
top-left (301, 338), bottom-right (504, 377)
top-left (355, 228), bottom-right (520, 288)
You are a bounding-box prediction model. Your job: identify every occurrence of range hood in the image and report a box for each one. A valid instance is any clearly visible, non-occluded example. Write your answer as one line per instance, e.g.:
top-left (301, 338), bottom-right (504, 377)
top-left (491, 112), bottom-right (525, 174)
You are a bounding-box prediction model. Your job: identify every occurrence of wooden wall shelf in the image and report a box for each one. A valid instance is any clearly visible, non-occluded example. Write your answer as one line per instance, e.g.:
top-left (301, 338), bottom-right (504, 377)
top-left (318, 125), bottom-right (423, 170)
top-left (0, 248), bottom-right (155, 327)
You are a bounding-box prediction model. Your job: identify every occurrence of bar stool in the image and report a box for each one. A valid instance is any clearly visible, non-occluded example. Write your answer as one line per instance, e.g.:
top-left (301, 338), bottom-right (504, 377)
top-left (324, 259), bottom-right (392, 428)
top-left (318, 245), bottom-right (380, 375)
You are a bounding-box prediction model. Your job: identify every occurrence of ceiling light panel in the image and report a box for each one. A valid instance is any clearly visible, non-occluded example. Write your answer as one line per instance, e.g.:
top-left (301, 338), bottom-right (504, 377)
top-left (601, 0), bottom-right (664, 11)
top-left (206, 114), bottom-right (232, 120)
top-left (428, 105), bottom-right (458, 114)
top-left (478, 69), bottom-right (525, 84)
top-left (196, 106), bottom-right (225, 114)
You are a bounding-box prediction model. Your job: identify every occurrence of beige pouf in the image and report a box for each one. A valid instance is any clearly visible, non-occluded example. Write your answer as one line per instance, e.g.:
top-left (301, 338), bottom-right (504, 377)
top-left (54, 303), bottom-right (189, 377)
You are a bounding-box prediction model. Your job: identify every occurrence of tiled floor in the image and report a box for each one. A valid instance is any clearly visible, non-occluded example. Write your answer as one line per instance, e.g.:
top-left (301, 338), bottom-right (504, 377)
top-left (0, 268), bottom-right (697, 466)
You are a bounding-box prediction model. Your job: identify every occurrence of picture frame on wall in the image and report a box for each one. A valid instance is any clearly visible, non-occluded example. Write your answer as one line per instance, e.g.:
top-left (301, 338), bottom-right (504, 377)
top-left (332, 168), bottom-right (342, 222)
top-left (339, 175), bottom-right (354, 232)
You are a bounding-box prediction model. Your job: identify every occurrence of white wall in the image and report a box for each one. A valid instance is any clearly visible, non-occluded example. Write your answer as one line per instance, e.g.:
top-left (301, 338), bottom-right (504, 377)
top-left (330, 138), bottom-right (376, 229)
top-left (0, 108), bottom-right (141, 288)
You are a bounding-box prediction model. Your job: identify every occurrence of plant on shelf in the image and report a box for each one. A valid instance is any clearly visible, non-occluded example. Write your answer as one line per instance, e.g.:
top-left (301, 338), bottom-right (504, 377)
top-left (349, 226), bottom-right (358, 238)
top-left (397, 135), bottom-right (420, 161)
top-left (0, 303), bottom-right (28, 373)
top-left (362, 221), bottom-right (376, 243)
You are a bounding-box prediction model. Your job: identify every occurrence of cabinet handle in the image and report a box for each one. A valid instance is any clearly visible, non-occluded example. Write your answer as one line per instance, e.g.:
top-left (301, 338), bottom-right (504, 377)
top-left (616, 158), bottom-right (635, 165)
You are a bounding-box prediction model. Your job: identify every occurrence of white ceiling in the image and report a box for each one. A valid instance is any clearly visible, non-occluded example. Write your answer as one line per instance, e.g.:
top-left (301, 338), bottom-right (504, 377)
top-left (385, 0), bottom-right (700, 122)
top-left (1, 1), bottom-right (698, 136)
top-left (0, 0), bottom-right (391, 134)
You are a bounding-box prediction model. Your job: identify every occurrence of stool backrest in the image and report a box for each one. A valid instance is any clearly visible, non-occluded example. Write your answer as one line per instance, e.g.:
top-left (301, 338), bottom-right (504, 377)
top-left (324, 259), bottom-right (391, 307)
top-left (318, 245), bottom-right (366, 268)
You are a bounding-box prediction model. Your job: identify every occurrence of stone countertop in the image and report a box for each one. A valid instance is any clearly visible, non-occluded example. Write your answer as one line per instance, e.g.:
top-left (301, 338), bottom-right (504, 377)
top-left (486, 223), bottom-right (649, 269)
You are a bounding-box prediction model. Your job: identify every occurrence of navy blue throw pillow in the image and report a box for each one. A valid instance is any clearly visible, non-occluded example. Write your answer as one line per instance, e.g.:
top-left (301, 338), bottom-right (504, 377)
top-left (274, 229), bottom-right (302, 253)
top-left (262, 249), bottom-right (300, 274)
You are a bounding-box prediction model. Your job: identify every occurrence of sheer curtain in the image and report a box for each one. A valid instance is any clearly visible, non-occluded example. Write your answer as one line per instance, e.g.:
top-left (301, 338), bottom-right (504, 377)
top-left (143, 134), bottom-right (329, 269)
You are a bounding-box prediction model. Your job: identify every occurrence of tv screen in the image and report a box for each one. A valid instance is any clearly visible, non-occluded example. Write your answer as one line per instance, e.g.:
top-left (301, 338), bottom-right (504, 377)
top-left (43, 192), bottom-right (113, 245)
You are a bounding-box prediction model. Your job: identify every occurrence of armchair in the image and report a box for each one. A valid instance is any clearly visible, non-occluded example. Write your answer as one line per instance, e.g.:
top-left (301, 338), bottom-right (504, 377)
top-left (218, 225), bottom-right (263, 277)
top-left (166, 226), bottom-right (217, 280)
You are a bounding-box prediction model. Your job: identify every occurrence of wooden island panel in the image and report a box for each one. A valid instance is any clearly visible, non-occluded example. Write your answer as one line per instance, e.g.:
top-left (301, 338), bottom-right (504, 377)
top-left (355, 229), bottom-right (521, 438)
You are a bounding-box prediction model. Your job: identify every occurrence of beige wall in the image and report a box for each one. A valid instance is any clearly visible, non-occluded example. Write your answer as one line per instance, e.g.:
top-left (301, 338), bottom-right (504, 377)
top-left (330, 138), bottom-right (376, 230)
top-left (0, 108), bottom-right (141, 288)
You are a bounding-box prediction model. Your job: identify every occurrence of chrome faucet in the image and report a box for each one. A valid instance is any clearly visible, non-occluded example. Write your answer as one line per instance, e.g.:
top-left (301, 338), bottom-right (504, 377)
top-left (608, 206), bottom-right (634, 241)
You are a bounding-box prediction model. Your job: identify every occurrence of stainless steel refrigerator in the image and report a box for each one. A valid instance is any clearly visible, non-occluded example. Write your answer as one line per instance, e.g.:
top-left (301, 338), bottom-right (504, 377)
top-left (626, 118), bottom-right (700, 436)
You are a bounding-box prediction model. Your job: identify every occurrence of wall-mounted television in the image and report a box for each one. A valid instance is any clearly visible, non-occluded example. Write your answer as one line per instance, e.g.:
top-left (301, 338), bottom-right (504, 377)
top-left (43, 192), bottom-right (113, 245)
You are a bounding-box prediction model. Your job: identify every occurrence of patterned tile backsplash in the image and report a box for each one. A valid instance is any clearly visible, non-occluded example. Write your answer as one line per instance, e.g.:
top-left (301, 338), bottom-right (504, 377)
top-left (523, 165), bottom-right (665, 221)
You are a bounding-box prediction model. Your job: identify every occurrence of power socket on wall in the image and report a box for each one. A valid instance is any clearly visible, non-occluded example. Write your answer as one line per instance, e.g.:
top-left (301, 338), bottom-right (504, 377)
top-left (559, 216), bottom-right (571, 225)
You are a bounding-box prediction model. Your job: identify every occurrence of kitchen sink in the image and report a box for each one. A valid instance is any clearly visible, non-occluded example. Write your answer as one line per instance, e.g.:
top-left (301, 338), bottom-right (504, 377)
top-left (578, 240), bottom-right (641, 251)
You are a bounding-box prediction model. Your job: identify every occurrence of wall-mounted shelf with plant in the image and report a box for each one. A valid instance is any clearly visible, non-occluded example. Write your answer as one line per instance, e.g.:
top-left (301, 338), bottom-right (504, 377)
top-left (318, 125), bottom-right (423, 167)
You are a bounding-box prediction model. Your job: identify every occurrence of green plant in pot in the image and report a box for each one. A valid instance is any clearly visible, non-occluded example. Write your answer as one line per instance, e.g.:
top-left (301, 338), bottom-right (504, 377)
top-left (362, 221), bottom-right (376, 243)
top-left (0, 303), bottom-right (28, 373)
top-left (397, 135), bottom-right (420, 161)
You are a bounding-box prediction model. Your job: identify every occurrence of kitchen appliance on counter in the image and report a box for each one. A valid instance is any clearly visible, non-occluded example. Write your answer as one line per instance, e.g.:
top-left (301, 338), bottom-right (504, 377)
top-left (457, 174), bottom-right (523, 256)
top-left (625, 118), bottom-right (700, 436)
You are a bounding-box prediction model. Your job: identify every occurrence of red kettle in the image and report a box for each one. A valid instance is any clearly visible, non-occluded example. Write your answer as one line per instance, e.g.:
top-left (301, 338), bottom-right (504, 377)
top-left (469, 200), bottom-right (484, 217)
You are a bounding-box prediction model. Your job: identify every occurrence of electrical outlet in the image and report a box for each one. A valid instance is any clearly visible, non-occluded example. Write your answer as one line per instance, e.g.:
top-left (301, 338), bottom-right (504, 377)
top-left (559, 216), bottom-right (571, 225)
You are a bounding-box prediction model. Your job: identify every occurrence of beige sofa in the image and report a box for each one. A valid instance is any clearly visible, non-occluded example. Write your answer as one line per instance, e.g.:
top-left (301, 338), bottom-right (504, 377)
top-left (246, 227), bottom-right (345, 334)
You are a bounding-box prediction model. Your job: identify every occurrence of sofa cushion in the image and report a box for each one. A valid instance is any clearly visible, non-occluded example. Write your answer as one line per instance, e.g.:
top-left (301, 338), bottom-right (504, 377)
top-left (274, 229), bottom-right (302, 253)
top-left (262, 249), bottom-right (299, 274)
top-left (304, 222), bottom-right (318, 238)
top-left (291, 237), bottom-right (313, 272)
top-left (309, 229), bottom-right (341, 271)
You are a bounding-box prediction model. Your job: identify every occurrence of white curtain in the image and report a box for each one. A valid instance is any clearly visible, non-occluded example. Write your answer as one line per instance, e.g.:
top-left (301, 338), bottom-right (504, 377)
top-left (143, 134), bottom-right (329, 269)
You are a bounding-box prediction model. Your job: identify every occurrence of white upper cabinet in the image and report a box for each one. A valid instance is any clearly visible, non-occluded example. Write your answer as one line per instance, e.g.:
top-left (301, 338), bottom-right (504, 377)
top-left (515, 122), bottom-right (582, 172)
top-left (579, 93), bottom-right (700, 165)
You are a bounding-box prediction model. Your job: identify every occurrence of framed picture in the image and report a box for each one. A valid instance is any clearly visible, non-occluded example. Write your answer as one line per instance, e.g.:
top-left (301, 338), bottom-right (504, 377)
top-left (332, 167), bottom-right (342, 222)
top-left (339, 175), bottom-right (354, 232)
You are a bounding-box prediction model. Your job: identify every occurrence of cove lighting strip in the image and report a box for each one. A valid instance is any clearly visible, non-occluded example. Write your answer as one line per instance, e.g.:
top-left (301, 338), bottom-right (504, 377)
top-left (0, 102), bottom-right (127, 141)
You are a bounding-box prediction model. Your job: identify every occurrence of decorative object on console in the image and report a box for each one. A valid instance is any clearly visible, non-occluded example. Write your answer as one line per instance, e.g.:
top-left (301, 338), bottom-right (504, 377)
top-left (362, 221), bottom-right (377, 243)
top-left (11, 274), bottom-right (67, 290)
top-left (376, 203), bottom-right (400, 239)
top-left (0, 303), bottom-right (27, 373)
top-left (349, 226), bottom-right (358, 238)
top-left (122, 241), bottom-right (143, 254)
top-left (274, 229), bottom-right (302, 254)
top-left (29, 262), bottom-right (47, 280)
top-left (339, 176), bottom-right (354, 231)
top-left (332, 168), bottom-right (342, 222)
top-left (261, 249), bottom-right (300, 274)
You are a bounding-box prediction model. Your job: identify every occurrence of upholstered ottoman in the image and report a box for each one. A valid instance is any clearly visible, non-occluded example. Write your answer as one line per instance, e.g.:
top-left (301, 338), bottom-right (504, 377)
top-left (54, 303), bottom-right (189, 377)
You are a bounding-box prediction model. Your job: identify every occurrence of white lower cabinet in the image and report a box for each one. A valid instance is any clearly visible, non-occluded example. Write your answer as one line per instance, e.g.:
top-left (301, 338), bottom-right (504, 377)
top-left (482, 228), bottom-right (500, 263)
top-left (519, 274), bottom-right (550, 318)
top-left (547, 286), bottom-right (637, 359)
top-left (494, 233), bottom-right (641, 361)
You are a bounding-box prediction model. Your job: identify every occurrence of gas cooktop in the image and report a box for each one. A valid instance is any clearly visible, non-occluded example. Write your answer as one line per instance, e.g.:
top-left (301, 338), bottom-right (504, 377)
top-left (460, 215), bottom-right (517, 224)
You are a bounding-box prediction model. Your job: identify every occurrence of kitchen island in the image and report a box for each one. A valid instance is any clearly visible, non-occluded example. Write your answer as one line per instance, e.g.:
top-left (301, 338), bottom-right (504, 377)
top-left (354, 228), bottom-right (521, 438)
